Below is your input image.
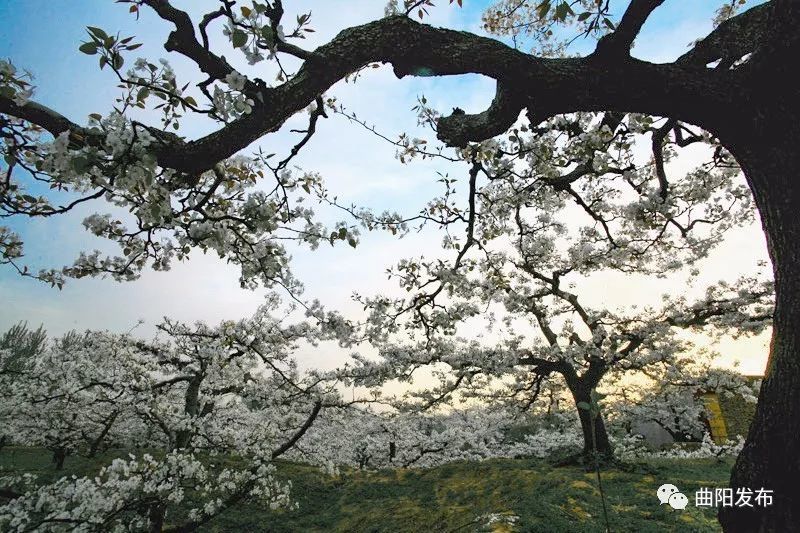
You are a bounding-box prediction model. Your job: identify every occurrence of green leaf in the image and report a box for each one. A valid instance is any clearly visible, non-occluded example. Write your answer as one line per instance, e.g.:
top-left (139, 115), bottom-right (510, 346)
top-left (603, 17), bottom-right (616, 30)
top-left (99, 56), bottom-right (108, 70)
top-left (79, 42), bottom-right (98, 55)
top-left (112, 53), bottom-right (124, 70)
top-left (577, 11), bottom-right (592, 21)
top-left (87, 26), bottom-right (108, 40)
top-left (554, 1), bottom-right (573, 21)
top-left (232, 29), bottom-right (248, 48)
top-left (88, 113), bottom-right (103, 121)
top-left (137, 88), bottom-right (150, 101)
top-left (338, 227), bottom-right (347, 240)
top-left (70, 156), bottom-right (91, 173)
top-left (348, 238), bottom-right (357, 248)
top-left (126, 43), bottom-right (143, 51)
top-left (577, 401), bottom-right (591, 411)
top-left (536, 1), bottom-right (551, 19)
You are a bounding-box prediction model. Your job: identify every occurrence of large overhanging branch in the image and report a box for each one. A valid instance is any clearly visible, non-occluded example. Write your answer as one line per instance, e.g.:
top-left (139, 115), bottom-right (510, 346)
top-left (2, 4), bottom-right (765, 176)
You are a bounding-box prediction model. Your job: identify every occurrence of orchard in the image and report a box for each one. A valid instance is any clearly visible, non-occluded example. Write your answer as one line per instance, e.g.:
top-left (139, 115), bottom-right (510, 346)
top-left (1, 1), bottom-right (793, 531)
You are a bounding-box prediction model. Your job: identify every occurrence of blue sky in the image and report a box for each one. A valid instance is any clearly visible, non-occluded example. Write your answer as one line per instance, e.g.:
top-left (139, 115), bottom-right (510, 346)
top-left (0, 1), bottom-right (771, 373)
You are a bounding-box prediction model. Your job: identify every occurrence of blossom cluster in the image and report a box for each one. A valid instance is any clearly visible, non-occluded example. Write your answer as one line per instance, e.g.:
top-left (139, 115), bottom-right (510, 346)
top-left (0, 452), bottom-right (292, 532)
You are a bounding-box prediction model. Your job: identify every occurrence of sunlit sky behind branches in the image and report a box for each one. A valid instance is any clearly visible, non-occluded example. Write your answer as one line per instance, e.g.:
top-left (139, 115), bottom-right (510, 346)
top-left (0, 0), bottom-right (771, 376)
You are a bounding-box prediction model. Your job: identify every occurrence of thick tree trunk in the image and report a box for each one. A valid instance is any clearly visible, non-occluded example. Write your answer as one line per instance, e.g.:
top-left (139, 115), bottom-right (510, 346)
top-left (51, 447), bottom-right (67, 470)
top-left (87, 410), bottom-right (119, 458)
top-left (718, 117), bottom-right (800, 532)
top-left (175, 376), bottom-right (202, 449)
top-left (148, 503), bottom-right (166, 533)
top-left (572, 387), bottom-right (614, 460)
top-left (174, 429), bottom-right (191, 450)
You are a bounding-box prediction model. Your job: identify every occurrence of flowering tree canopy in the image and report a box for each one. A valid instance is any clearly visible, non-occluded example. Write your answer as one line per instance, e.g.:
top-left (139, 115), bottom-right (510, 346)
top-left (0, 300), bottom-right (344, 531)
top-left (333, 106), bottom-right (772, 459)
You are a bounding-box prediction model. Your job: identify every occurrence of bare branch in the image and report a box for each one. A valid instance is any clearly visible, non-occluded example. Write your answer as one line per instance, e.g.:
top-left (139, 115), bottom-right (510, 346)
top-left (141, 0), bottom-right (238, 84)
top-left (0, 98), bottom-right (92, 139)
top-left (651, 118), bottom-right (676, 201)
top-left (594, 0), bottom-right (666, 58)
top-left (270, 400), bottom-right (322, 459)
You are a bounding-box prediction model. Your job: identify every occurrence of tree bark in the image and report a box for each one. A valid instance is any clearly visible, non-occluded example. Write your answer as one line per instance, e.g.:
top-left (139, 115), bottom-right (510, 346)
top-left (572, 386), bottom-right (614, 459)
top-left (148, 502), bottom-right (166, 533)
top-left (175, 375), bottom-right (202, 450)
top-left (718, 113), bottom-right (800, 532)
top-left (51, 447), bottom-right (67, 470)
top-left (87, 410), bottom-right (119, 458)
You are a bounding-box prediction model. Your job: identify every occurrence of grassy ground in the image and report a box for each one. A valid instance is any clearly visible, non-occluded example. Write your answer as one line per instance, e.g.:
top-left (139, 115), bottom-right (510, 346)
top-left (1, 447), bottom-right (733, 532)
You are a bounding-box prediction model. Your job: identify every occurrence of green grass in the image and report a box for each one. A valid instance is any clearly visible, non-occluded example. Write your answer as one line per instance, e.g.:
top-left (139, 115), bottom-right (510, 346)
top-left (1, 447), bottom-right (733, 532)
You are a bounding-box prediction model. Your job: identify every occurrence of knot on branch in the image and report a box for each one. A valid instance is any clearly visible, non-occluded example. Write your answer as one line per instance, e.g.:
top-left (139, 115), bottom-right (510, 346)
top-left (437, 109), bottom-right (474, 148)
top-left (436, 81), bottom-right (524, 148)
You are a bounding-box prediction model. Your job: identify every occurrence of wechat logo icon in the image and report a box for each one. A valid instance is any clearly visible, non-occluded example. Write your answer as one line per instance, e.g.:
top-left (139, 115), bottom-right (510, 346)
top-left (657, 483), bottom-right (689, 510)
